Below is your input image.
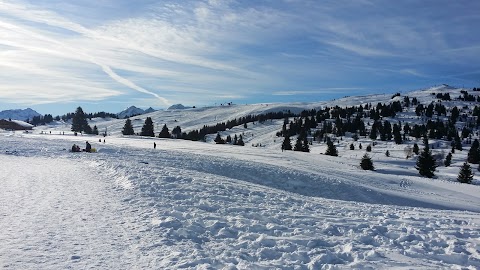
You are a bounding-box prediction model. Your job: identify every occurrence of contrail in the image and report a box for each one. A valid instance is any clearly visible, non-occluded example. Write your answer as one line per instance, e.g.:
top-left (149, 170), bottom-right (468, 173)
top-left (0, 15), bottom-right (170, 106)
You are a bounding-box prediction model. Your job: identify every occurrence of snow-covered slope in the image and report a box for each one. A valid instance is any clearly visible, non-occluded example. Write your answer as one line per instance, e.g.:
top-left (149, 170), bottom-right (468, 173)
top-left (2, 85), bottom-right (480, 269)
top-left (1, 133), bottom-right (479, 269)
top-left (0, 108), bottom-right (40, 121)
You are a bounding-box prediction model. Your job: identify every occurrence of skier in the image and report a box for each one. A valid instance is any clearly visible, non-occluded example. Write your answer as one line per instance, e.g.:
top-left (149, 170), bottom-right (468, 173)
top-left (154, 142), bottom-right (156, 149)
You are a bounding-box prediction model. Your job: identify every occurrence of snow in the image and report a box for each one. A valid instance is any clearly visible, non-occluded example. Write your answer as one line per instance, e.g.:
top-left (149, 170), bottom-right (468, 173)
top-left (1, 132), bottom-right (479, 269)
top-left (1, 85), bottom-right (480, 269)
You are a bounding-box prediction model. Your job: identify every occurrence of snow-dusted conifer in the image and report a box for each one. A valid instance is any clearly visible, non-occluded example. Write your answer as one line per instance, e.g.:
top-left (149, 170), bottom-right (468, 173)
top-left (457, 162), bottom-right (473, 184)
top-left (360, 154), bottom-right (374, 170)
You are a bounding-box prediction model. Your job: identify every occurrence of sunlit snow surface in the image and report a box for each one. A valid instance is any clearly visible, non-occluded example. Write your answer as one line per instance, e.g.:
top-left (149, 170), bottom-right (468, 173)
top-left (1, 133), bottom-right (479, 269)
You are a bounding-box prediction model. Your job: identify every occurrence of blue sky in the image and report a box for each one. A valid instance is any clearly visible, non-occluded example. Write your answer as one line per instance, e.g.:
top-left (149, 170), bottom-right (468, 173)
top-left (0, 0), bottom-right (479, 115)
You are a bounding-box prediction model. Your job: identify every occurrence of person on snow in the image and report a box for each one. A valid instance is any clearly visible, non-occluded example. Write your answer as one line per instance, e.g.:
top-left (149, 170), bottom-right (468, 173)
top-left (85, 141), bottom-right (92, 152)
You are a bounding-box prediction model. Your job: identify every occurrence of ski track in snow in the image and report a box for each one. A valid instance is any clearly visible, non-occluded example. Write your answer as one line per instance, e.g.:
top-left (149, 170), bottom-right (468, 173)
top-left (1, 135), bottom-right (480, 269)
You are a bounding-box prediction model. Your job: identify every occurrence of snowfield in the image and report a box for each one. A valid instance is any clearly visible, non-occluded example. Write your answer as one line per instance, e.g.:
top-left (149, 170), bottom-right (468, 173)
top-left (1, 132), bottom-right (479, 269)
top-left (1, 85), bottom-right (480, 269)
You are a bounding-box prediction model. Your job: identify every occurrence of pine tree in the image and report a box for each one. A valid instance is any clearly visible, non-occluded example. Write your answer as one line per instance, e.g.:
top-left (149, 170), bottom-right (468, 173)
top-left (366, 144), bottom-right (372, 152)
top-left (226, 135), bottom-right (232, 143)
top-left (122, 119), bottom-right (135, 135)
top-left (294, 137), bottom-right (303, 151)
top-left (233, 134), bottom-right (238, 145)
top-left (467, 139), bottom-right (480, 164)
top-left (92, 125), bottom-right (99, 135)
top-left (237, 134), bottom-right (245, 146)
top-left (350, 143), bottom-right (355, 150)
top-left (325, 139), bottom-right (338, 156)
top-left (359, 143), bottom-right (363, 149)
top-left (413, 143), bottom-right (419, 155)
top-left (302, 137), bottom-right (310, 152)
top-left (71, 106), bottom-right (89, 132)
top-left (415, 137), bottom-right (437, 178)
top-left (444, 152), bottom-right (452, 167)
top-left (140, 117), bottom-right (155, 137)
top-left (457, 162), bottom-right (473, 184)
top-left (214, 133), bottom-right (225, 144)
top-left (360, 154), bottom-right (374, 170)
top-left (281, 136), bottom-right (292, 151)
top-left (84, 124), bottom-right (93, 134)
top-left (158, 124), bottom-right (171, 138)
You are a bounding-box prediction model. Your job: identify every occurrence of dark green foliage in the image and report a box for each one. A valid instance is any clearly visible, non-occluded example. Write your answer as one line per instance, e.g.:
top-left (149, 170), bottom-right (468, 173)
top-left (83, 124), bottom-right (92, 134)
top-left (359, 143), bottom-right (362, 149)
top-left (294, 137), bottom-right (303, 151)
top-left (92, 125), bottom-right (99, 135)
top-left (457, 162), bottom-right (473, 184)
top-left (281, 136), bottom-right (292, 151)
top-left (158, 124), bottom-right (171, 138)
top-left (413, 143), bottom-right (419, 155)
top-left (172, 126), bottom-right (182, 138)
top-left (71, 107), bottom-right (89, 133)
top-left (467, 139), bottom-right (480, 164)
top-left (122, 119), bottom-right (135, 135)
top-left (226, 135), bottom-right (232, 143)
top-left (214, 133), bottom-right (225, 144)
top-left (366, 144), bottom-right (372, 152)
top-left (237, 134), bottom-right (245, 146)
top-left (140, 117), bottom-right (155, 137)
top-left (444, 152), bottom-right (452, 167)
top-left (415, 138), bottom-right (437, 178)
top-left (360, 154), bottom-right (374, 170)
top-left (325, 139), bottom-right (338, 156)
top-left (350, 143), bottom-right (355, 150)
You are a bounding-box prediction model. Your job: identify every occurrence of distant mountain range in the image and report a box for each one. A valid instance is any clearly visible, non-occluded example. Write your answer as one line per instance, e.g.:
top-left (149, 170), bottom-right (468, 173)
top-left (0, 108), bottom-right (41, 121)
top-left (117, 106), bottom-right (156, 119)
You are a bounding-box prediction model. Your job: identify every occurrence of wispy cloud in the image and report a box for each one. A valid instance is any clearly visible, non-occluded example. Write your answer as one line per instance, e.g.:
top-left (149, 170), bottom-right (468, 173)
top-left (0, 0), bottom-right (479, 114)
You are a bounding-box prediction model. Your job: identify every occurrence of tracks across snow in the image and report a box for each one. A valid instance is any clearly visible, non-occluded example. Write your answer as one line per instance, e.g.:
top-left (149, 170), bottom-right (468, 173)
top-left (1, 135), bottom-right (480, 269)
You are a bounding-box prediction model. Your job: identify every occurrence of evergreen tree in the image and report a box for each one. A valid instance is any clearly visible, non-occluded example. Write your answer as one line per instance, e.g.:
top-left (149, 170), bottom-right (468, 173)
top-left (467, 139), bottom-right (480, 164)
top-left (281, 136), bottom-right (292, 151)
top-left (92, 125), bottom-right (99, 135)
top-left (302, 137), bottom-right (310, 152)
top-left (325, 139), bottom-right (338, 156)
top-left (122, 119), bottom-right (135, 135)
top-left (172, 126), bottom-right (182, 138)
top-left (360, 154), bottom-right (374, 170)
top-left (158, 124), bottom-right (171, 138)
top-left (214, 133), bottom-right (225, 144)
top-left (294, 137), bottom-right (303, 151)
top-left (84, 124), bottom-right (93, 134)
top-left (359, 143), bottom-right (362, 149)
top-left (413, 143), bottom-right (419, 155)
top-left (366, 144), bottom-right (372, 152)
top-left (71, 106), bottom-right (89, 132)
top-left (350, 143), bottom-right (355, 150)
top-left (393, 124), bottom-right (402, 144)
top-left (457, 162), bottom-right (473, 184)
top-left (415, 137), bottom-right (437, 178)
top-left (226, 135), bottom-right (232, 143)
top-left (444, 152), bottom-right (452, 167)
top-left (140, 117), bottom-right (155, 137)
top-left (237, 134), bottom-right (245, 146)
top-left (233, 134), bottom-right (238, 145)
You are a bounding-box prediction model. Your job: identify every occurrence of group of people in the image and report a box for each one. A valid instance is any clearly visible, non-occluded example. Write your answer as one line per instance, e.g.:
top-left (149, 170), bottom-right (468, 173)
top-left (71, 141), bottom-right (92, 153)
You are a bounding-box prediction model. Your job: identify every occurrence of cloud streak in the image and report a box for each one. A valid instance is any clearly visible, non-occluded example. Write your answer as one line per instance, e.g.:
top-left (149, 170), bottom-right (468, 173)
top-left (0, 0), bottom-right (479, 114)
